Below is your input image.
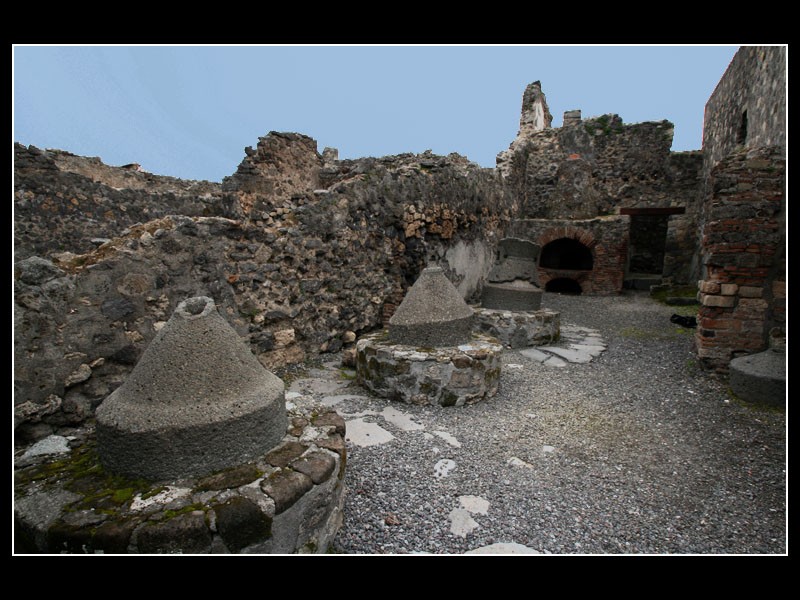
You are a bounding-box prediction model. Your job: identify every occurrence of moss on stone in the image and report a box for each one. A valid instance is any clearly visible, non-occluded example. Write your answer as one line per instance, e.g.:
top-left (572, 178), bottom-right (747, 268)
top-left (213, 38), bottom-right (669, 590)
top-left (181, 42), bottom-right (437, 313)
top-left (16, 441), bottom-right (151, 514)
top-left (161, 503), bottom-right (207, 521)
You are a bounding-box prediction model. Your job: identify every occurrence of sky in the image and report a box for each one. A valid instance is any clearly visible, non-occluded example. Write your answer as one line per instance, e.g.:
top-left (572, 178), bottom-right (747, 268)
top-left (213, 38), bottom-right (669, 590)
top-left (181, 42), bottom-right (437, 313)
top-left (13, 45), bottom-right (742, 182)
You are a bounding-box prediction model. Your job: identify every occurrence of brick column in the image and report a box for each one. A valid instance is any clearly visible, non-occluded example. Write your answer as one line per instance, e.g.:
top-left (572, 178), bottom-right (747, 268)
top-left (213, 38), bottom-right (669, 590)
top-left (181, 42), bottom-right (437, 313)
top-left (695, 147), bottom-right (785, 371)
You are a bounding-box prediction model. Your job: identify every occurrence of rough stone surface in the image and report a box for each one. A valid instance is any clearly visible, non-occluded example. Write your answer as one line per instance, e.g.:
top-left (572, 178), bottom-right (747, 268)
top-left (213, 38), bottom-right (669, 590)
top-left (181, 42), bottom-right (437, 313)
top-left (388, 267), bottom-right (474, 347)
top-left (694, 47), bottom-right (785, 372)
top-left (95, 296), bottom-right (287, 481)
top-left (290, 451), bottom-right (336, 485)
top-left (214, 496), bottom-right (273, 552)
top-left (486, 238), bottom-right (541, 284)
top-left (14, 488), bottom-right (82, 553)
top-left (474, 307), bottom-right (560, 348)
top-left (261, 469), bottom-right (314, 514)
top-left (16, 435), bottom-right (71, 465)
top-left (14, 403), bottom-right (347, 554)
top-left (265, 441), bottom-right (309, 468)
top-left (14, 137), bottom-right (513, 433)
top-left (356, 332), bottom-right (502, 407)
top-left (702, 46), bottom-right (786, 177)
top-left (135, 512), bottom-right (213, 554)
top-left (481, 281), bottom-right (543, 311)
top-left (729, 350), bottom-right (786, 407)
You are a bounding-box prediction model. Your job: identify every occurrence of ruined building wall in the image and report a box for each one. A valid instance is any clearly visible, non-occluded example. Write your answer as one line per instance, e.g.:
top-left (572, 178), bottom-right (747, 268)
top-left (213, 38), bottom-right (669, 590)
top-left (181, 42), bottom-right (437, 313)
top-left (14, 144), bottom-right (235, 261)
top-left (702, 46), bottom-right (786, 177)
top-left (695, 46), bottom-right (786, 372)
top-left (509, 217), bottom-right (629, 295)
top-left (14, 133), bottom-right (513, 437)
top-left (498, 111), bottom-right (703, 288)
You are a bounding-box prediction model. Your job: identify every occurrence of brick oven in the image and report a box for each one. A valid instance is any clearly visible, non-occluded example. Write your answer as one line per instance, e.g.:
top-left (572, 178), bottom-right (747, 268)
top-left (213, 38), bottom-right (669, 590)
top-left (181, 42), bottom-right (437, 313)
top-left (510, 217), bottom-right (629, 296)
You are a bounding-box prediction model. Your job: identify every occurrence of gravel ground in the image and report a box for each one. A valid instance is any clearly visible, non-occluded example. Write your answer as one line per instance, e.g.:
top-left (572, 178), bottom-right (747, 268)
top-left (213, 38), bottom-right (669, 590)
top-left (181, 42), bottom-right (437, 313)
top-left (313, 291), bottom-right (786, 555)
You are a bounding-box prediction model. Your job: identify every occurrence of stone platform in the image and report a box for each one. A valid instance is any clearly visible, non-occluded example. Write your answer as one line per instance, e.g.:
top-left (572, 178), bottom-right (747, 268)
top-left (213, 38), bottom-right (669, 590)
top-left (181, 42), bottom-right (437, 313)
top-left (14, 405), bottom-right (346, 554)
top-left (729, 348), bottom-right (786, 407)
top-left (355, 332), bottom-right (503, 407)
top-left (481, 281), bottom-right (543, 311)
top-left (474, 307), bottom-right (560, 348)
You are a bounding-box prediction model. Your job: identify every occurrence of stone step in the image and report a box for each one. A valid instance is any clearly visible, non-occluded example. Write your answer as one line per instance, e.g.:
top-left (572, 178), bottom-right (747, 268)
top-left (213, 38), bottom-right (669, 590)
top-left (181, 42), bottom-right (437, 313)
top-left (624, 274), bottom-right (663, 291)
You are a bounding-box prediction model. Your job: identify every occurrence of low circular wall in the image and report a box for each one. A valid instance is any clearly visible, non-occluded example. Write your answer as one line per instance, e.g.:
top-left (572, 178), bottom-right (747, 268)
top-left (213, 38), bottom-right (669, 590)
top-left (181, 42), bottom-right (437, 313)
top-left (474, 307), bottom-right (560, 348)
top-left (14, 405), bottom-right (346, 554)
top-left (355, 331), bottom-right (502, 407)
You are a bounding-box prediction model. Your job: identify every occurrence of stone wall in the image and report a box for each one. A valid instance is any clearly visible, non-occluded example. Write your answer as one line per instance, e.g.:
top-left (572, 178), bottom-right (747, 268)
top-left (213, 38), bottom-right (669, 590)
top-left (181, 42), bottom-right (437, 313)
top-left (702, 46), bottom-right (786, 177)
top-left (695, 147), bottom-right (785, 371)
top-left (496, 107), bottom-right (703, 286)
top-left (695, 46), bottom-right (786, 372)
top-left (14, 134), bottom-right (514, 436)
top-left (509, 217), bottom-right (629, 295)
top-left (14, 144), bottom-right (233, 261)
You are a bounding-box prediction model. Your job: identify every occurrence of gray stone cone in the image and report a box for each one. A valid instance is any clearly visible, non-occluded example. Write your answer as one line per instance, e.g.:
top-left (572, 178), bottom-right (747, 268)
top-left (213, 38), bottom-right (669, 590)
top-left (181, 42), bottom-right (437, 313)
top-left (389, 267), bottom-right (474, 347)
top-left (729, 349), bottom-right (786, 407)
top-left (96, 296), bottom-right (287, 481)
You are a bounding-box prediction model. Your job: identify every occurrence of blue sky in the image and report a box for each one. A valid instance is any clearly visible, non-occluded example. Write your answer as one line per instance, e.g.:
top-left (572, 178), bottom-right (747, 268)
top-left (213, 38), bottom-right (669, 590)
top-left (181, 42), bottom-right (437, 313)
top-left (13, 45), bottom-right (741, 182)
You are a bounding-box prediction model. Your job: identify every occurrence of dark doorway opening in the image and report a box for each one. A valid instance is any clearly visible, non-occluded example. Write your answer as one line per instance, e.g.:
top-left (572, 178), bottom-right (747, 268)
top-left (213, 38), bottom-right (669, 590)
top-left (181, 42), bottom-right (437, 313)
top-left (540, 238), bottom-right (593, 270)
top-left (545, 278), bottom-right (582, 295)
top-left (628, 214), bottom-right (669, 274)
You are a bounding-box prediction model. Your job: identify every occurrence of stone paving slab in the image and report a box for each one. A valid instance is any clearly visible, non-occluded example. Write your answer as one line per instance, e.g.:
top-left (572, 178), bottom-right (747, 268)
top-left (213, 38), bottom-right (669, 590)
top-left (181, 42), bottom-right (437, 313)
top-left (516, 321), bottom-right (607, 367)
top-left (538, 346), bottom-right (594, 363)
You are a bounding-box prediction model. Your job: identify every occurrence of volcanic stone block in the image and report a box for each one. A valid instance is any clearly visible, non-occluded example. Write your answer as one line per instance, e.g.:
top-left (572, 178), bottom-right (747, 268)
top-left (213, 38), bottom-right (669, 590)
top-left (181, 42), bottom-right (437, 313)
top-left (487, 238), bottom-right (541, 284)
top-left (96, 296), bottom-right (287, 481)
top-left (474, 307), bottom-right (560, 347)
top-left (313, 411), bottom-right (346, 436)
top-left (265, 441), bottom-right (309, 468)
top-left (135, 512), bottom-right (212, 554)
top-left (356, 332), bottom-right (503, 407)
top-left (388, 267), bottom-right (474, 347)
top-left (481, 238), bottom-right (543, 310)
top-left (730, 349), bottom-right (786, 407)
top-left (261, 469), bottom-right (314, 514)
top-left (290, 451), bottom-right (336, 485)
top-left (481, 281), bottom-right (543, 311)
top-left (214, 497), bottom-right (273, 552)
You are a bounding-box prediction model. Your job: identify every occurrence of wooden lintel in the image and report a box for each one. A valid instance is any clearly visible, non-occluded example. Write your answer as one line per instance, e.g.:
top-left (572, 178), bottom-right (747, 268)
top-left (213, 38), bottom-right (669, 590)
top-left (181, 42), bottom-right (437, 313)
top-left (619, 207), bottom-right (686, 216)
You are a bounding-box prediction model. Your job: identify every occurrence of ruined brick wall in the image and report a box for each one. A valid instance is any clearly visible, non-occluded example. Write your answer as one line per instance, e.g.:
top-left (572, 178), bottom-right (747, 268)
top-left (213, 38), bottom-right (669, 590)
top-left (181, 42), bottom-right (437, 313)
top-left (695, 147), bottom-right (785, 371)
top-left (509, 217), bottom-right (629, 295)
top-left (694, 46), bottom-right (786, 371)
top-left (497, 112), bottom-right (703, 286)
top-left (702, 46), bottom-right (786, 178)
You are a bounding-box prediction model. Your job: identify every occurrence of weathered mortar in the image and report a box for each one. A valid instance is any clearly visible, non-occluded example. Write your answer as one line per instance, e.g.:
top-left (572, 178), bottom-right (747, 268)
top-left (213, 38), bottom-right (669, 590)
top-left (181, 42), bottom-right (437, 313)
top-left (694, 46), bottom-right (786, 372)
top-left (14, 136), bottom-right (515, 435)
top-left (14, 144), bottom-right (233, 261)
top-left (695, 147), bottom-right (785, 371)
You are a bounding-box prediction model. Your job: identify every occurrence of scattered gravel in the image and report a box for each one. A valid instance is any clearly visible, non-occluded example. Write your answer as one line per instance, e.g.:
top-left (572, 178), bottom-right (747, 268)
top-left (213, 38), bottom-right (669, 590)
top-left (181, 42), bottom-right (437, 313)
top-left (324, 291), bottom-right (786, 555)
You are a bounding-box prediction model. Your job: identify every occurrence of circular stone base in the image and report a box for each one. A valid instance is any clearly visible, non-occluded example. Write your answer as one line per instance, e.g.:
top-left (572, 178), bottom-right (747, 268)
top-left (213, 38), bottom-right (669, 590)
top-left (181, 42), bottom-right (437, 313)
top-left (481, 282), bottom-right (543, 311)
top-left (14, 406), bottom-right (346, 555)
top-left (355, 332), bottom-right (503, 407)
top-left (730, 349), bottom-right (786, 407)
top-left (475, 307), bottom-right (560, 348)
